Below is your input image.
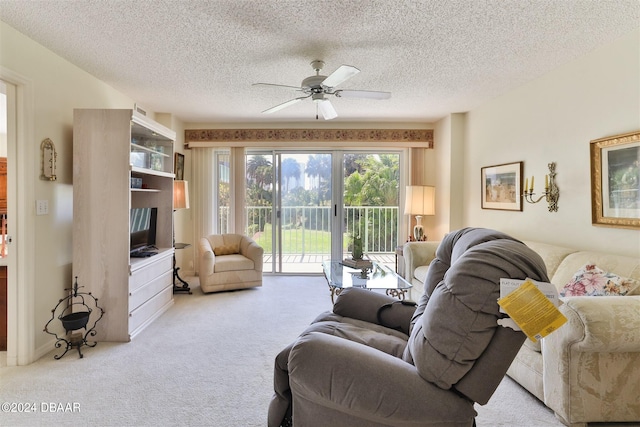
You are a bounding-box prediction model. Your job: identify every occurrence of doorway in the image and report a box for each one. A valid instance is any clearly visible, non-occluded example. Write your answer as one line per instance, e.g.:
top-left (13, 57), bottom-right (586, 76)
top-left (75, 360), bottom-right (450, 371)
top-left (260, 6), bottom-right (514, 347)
top-left (0, 79), bottom-right (16, 357)
top-left (0, 70), bottom-right (29, 366)
top-left (0, 82), bottom-right (7, 351)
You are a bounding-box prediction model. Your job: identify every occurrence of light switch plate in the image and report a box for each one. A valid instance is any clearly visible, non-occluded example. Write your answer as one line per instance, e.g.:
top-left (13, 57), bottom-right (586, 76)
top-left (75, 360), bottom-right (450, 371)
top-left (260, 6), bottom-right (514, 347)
top-left (36, 199), bottom-right (49, 215)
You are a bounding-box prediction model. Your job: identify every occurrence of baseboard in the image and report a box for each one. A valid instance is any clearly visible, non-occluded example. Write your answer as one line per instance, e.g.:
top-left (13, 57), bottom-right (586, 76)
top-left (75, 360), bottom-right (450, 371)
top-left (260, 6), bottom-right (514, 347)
top-left (35, 337), bottom-right (57, 362)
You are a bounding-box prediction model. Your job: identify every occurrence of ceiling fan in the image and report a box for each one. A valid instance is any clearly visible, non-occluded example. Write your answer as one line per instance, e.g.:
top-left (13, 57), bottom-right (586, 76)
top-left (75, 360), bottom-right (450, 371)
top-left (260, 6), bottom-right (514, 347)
top-left (253, 60), bottom-right (391, 120)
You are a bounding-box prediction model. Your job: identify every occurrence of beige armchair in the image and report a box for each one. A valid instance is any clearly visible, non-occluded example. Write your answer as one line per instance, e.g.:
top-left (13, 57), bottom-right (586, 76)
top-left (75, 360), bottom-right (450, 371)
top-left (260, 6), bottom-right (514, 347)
top-left (198, 233), bottom-right (264, 293)
top-left (402, 241), bottom-right (439, 300)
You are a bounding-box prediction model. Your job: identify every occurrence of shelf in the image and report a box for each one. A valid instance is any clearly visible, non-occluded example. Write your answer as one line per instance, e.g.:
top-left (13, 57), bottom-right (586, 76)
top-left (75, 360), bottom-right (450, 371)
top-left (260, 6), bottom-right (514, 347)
top-left (129, 248), bottom-right (174, 273)
top-left (130, 143), bottom-right (171, 157)
top-left (130, 188), bottom-right (161, 193)
top-left (130, 166), bottom-right (175, 178)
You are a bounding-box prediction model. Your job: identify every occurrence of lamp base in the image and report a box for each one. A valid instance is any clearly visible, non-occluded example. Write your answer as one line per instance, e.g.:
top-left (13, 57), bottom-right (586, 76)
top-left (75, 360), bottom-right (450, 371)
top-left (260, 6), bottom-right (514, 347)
top-left (413, 224), bottom-right (425, 241)
top-left (412, 215), bottom-right (427, 241)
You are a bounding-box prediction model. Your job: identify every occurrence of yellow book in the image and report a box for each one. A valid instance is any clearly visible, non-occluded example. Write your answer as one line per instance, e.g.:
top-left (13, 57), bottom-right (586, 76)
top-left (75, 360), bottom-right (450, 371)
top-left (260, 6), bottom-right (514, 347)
top-left (498, 279), bottom-right (567, 342)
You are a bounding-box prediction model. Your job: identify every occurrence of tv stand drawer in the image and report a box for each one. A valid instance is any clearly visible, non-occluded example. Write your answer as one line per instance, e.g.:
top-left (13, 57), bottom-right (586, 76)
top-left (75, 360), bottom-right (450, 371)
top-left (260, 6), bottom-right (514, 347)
top-left (129, 250), bottom-right (172, 292)
top-left (129, 269), bottom-right (172, 311)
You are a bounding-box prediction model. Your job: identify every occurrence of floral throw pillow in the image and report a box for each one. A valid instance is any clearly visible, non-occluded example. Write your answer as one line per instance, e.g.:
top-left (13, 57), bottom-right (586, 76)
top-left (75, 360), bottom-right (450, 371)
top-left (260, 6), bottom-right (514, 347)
top-left (560, 264), bottom-right (639, 297)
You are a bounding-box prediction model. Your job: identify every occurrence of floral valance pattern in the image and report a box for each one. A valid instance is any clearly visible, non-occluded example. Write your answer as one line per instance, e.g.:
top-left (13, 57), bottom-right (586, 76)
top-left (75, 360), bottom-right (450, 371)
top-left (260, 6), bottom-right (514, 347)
top-left (185, 129), bottom-right (433, 148)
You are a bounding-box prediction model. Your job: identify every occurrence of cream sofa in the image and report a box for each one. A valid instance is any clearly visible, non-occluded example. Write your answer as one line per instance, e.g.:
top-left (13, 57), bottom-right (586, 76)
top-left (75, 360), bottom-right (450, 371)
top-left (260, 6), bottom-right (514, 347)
top-left (403, 239), bottom-right (640, 427)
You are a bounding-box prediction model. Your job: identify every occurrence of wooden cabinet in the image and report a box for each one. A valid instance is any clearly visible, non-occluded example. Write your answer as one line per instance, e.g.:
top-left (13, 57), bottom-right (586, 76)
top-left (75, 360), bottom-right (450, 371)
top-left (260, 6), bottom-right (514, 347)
top-left (73, 109), bottom-right (176, 342)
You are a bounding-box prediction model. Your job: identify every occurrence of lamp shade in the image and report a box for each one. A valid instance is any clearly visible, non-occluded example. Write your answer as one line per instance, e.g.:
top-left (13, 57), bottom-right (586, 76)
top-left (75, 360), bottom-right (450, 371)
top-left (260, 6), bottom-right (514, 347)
top-left (404, 185), bottom-right (435, 216)
top-left (173, 180), bottom-right (190, 210)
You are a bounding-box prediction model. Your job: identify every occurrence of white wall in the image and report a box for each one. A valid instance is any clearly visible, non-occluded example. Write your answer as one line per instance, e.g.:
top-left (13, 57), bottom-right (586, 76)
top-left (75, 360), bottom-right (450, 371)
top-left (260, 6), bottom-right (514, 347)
top-left (157, 114), bottom-right (194, 275)
top-left (432, 113), bottom-right (467, 240)
top-left (0, 22), bottom-right (137, 358)
top-left (461, 28), bottom-right (640, 257)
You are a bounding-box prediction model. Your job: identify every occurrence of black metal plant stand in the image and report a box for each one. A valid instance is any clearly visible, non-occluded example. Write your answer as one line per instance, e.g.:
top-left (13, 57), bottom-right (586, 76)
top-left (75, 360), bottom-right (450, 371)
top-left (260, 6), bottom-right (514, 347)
top-left (173, 242), bottom-right (192, 294)
top-left (44, 277), bottom-right (105, 359)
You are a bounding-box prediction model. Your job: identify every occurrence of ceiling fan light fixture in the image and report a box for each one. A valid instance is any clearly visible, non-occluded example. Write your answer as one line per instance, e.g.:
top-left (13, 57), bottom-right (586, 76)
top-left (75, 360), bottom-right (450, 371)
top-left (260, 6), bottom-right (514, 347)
top-left (318, 99), bottom-right (338, 120)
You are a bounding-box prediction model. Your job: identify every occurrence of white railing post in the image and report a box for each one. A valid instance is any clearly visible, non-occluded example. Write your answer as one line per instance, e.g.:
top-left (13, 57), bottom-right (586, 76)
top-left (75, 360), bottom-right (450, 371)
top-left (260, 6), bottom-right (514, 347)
top-left (240, 205), bottom-right (398, 260)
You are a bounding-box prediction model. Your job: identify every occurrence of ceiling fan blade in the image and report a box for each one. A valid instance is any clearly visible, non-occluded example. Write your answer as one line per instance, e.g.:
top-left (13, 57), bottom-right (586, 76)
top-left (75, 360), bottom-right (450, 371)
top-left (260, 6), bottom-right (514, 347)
top-left (317, 99), bottom-right (338, 120)
top-left (253, 82), bottom-right (302, 90)
top-left (262, 96), bottom-right (307, 114)
top-left (335, 90), bottom-right (391, 100)
top-left (321, 65), bottom-right (360, 88)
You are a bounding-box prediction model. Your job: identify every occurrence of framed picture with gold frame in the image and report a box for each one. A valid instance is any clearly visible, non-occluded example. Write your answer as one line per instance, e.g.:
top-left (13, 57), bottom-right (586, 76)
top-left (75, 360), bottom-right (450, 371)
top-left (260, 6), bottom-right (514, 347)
top-left (590, 130), bottom-right (640, 229)
top-left (481, 161), bottom-right (523, 211)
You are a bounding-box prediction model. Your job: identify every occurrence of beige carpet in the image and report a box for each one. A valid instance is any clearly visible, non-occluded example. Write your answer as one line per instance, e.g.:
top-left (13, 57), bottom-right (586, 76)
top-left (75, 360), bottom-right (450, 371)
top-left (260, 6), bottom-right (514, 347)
top-left (0, 274), bottom-right (603, 426)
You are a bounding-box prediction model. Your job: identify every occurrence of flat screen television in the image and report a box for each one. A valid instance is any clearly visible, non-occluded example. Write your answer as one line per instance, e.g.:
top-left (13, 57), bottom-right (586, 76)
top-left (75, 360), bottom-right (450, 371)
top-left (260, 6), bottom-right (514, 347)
top-left (130, 207), bottom-right (158, 254)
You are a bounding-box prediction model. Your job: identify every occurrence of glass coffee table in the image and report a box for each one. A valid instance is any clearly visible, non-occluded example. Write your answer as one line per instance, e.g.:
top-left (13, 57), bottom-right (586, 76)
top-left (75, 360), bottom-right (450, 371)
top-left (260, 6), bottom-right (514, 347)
top-left (322, 260), bottom-right (412, 303)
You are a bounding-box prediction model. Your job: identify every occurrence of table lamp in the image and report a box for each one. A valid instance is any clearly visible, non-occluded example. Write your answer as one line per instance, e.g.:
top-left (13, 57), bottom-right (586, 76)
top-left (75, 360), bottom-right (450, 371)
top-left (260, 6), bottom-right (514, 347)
top-left (173, 180), bottom-right (191, 293)
top-left (173, 180), bottom-right (190, 210)
top-left (404, 185), bottom-right (435, 241)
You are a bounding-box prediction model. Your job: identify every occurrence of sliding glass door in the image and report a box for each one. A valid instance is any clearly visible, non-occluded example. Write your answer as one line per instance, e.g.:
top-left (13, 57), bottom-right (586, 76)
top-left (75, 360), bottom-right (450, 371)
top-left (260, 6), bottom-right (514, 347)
top-left (342, 153), bottom-right (400, 268)
top-left (246, 151), bottom-right (333, 273)
top-left (244, 150), bottom-right (402, 274)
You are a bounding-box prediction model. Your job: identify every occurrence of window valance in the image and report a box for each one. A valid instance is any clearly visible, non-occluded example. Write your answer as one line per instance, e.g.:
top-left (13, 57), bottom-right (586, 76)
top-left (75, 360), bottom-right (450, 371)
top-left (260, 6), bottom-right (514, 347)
top-left (184, 128), bottom-right (433, 149)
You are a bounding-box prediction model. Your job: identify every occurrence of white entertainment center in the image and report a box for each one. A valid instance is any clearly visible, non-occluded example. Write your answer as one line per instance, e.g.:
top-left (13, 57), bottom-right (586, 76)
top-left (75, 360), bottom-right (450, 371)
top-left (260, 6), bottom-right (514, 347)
top-left (73, 109), bottom-right (175, 341)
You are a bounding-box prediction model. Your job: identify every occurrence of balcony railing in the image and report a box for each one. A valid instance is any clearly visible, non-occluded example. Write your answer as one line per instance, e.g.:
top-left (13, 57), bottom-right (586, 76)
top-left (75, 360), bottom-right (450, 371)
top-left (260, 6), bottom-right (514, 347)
top-left (219, 205), bottom-right (399, 257)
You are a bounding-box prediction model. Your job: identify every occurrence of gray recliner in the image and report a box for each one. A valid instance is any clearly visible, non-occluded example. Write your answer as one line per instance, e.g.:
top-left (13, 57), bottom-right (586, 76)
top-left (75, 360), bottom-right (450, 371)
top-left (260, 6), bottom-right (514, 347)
top-left (268, 228), bottom-right (549, 427)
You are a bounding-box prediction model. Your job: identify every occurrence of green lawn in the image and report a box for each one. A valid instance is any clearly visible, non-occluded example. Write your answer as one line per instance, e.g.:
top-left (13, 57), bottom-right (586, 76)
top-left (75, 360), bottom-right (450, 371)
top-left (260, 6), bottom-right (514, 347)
top-left (252, 223), bottom-right (350, 253)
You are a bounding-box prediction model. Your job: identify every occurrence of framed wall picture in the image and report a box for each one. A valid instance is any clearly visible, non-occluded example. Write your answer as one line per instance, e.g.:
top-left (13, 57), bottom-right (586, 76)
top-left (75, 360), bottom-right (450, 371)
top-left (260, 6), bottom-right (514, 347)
top-left (481, 161), bottom-right (523, 211)
top-left (590, 130), bottom-right (640, 229)
top-left (174, 152), bottom-right (185, 180)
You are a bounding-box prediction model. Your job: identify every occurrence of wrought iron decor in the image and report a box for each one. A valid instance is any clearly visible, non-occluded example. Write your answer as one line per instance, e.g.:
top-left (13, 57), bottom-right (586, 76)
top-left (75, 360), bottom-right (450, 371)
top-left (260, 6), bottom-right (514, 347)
top-left (44, 277), bottom-right (104, 359)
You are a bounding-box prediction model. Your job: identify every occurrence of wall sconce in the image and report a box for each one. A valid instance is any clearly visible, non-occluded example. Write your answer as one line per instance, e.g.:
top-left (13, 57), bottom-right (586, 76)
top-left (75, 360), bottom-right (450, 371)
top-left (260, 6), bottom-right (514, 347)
top-left (40, 138), bottom-right (57, 181)
top-left (523, 162), bottom-right (559, 212)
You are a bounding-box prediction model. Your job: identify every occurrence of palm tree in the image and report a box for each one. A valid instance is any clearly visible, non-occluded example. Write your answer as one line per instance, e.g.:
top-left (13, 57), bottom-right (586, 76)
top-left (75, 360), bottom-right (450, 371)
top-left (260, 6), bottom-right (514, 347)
top-left (281, 157), bottom-right (301, 194)
top-left (305, 154), bottom-right (331, 205)
top-left (246, 155), bottom-right (273, 202)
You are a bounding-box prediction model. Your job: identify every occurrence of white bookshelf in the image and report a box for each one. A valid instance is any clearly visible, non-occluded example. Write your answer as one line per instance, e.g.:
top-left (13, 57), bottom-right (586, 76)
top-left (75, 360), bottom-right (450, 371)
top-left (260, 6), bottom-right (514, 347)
top-left (73, 109), bottom-right (176, 341)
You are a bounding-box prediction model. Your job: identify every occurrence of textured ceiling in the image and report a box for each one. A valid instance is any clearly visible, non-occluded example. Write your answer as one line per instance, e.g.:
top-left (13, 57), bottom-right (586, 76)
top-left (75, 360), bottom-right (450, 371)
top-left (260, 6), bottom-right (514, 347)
top-left (1, 0), bottom-right (639, 124)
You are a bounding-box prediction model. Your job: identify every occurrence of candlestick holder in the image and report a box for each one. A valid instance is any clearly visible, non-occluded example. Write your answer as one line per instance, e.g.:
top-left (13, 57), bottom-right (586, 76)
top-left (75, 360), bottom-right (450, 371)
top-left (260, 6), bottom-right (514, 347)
top-left (523, 162), bottom-right (559, 212)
